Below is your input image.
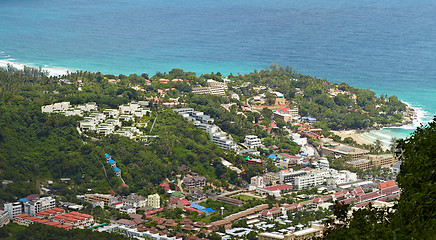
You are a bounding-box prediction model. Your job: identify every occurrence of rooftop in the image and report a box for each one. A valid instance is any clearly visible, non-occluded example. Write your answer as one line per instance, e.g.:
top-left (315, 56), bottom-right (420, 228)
top-left (264, 184), bottom-right (293, 191)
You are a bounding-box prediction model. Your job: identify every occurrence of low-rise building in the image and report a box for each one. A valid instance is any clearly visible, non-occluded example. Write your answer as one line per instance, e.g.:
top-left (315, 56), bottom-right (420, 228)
top-left (98, 224), bottom-right (181, 240)
top-left (84, 194), bottom-right (118, 207)
top-left (294, 170), bottom-right (329, 190)
top-left (256, 184), bottom-right (293, 198)
top-left (321, 143), bottom-right (369, 160)
top-left (279, 170), bottom-right (308, 185)
top-left (345, 154), bottom-right (397, 171)
top-left (183, 176), bottom-right (206, 189)
top-left (258, 224), bottom-right (324, 240)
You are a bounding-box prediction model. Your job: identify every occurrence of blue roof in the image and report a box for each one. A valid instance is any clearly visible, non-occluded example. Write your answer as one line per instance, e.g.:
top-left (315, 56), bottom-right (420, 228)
top-left (204, 208), bottom-right (215, 213)
top-left (19, 197), bottom-right (29, 202)
top-left (268, 154), bottom-right (277, 159)
top-left (113, 167), bottom-right (120, 172)
top-left (105, 153), bottom-right (110, 158)
top-left (190, 203), bottom-right (214, 213)
top-left (108, 159), bottom-right (115, 164)
top-left (300, 153), bottom-right (308, 156)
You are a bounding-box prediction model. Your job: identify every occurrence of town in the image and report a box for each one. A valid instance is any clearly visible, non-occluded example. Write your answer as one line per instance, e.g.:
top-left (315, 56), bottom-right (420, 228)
top-left (0, 66), bottom-right (413, 239)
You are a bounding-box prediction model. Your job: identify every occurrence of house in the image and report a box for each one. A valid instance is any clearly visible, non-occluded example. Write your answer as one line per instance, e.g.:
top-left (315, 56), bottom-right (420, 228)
top-left (116, 219), bottom-right (137, 228)
top-left (169, 198), bottom-right (191, 209)
top-left (256, 184), bottom-right (293, 198)
top-left (378, 180), bottom-right (396, 190)
top-left (189, 190), bottom-right (205, 201)
top-left (260, 207), bottom-right (283, 220)
top-left (182, 176), bottom-right (206, 189)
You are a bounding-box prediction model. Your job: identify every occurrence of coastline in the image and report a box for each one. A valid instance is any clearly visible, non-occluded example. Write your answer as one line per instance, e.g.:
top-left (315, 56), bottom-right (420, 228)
top-left (332, 104), bottom-right (421, 148)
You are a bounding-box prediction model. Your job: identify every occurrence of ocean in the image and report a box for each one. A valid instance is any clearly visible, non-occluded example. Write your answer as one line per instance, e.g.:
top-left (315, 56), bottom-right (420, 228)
top-left (1, 0), bottom-right (435, 142)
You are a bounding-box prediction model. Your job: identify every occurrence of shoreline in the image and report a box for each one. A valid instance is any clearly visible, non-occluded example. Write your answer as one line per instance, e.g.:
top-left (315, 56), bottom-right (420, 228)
top-left (332, 105), bottom-right (420, 148)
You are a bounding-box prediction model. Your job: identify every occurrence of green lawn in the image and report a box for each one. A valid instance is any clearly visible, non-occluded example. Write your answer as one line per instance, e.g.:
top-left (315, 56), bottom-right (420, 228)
top-left (233, 194), bottom-right (264, 202)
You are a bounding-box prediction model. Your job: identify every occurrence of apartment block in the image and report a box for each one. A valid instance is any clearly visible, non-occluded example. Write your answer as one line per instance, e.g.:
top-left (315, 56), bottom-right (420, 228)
top-left (321, 143), bottom-right (369, 160)
top-left (147, 194), bottom-right (160, 209)
top-left (244, 135), bottom-right (262, 149)
top-left (84, 194), bottom-right (118, 207)
top-left (23, 197), bottom-right (56, 217)
top-left (4, 202), bottom-right (22, 220)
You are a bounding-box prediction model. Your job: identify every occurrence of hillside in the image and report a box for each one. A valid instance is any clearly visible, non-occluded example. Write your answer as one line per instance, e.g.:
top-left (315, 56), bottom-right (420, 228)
top-left (0, 64), bottom-right (410, 202)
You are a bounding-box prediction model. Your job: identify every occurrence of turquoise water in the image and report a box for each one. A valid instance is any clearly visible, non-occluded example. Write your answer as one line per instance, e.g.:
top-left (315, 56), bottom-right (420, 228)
top-left (1, 0), bottom-right (435, 140)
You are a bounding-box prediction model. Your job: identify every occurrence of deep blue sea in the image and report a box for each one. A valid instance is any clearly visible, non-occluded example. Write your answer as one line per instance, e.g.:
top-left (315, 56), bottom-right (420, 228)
top-left (1, 0), bottom-right (435, 142)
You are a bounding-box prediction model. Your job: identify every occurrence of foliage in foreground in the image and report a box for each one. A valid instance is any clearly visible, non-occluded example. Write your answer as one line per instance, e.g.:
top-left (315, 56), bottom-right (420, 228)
top-left (0, 223), bottom-right (131, 240)
top-left (325, 117), bottom-right (436, 239)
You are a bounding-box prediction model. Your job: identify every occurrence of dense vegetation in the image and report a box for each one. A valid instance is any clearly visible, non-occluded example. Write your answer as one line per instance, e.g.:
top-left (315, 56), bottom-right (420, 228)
top-left (0, 223), bottom-right (131, 240)
top-left (0, 64), bottom-right (409, 203)
top-left (325, 117), bottom-right (436, 239)
top-left (230, 64), bottom-right (408, 130)
top-left (0, 67), bottom-right (242, 201)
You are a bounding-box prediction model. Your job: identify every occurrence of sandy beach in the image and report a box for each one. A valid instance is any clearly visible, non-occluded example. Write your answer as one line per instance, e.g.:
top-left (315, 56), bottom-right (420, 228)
top-left (332, 129), bottom-right (392, 150)
top-left (332, 130), bottom-right (373, 145)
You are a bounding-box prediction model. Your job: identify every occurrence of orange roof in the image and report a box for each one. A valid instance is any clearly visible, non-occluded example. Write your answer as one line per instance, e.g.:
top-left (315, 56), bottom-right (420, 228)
top-left (52, 208), bottom-right (65, 212)
top-left (28, 217), bottom-right (40, 221)
top-left (45, 222), bottom-right (62, 226)
top-left (16, 214), bottom-right (31, 218)
top-left (378, 180), bottom-right (396, 189)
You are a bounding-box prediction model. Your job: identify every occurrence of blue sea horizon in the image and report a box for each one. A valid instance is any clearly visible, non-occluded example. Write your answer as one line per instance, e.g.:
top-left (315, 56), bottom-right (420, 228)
top-left (1, 0), bottom-right (435, 140)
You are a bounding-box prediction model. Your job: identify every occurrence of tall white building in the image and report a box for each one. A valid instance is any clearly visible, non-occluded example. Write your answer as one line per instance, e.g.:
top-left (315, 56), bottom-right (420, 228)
top-left (244, 135), bottom-right (262, 149)
top-left (4, 202), bottom-right (22, 220)
top-left (250, 175), bottom-right (264, 190)
top-left (147, 194), bottom-right (160, 209)
top-left (294, 170), bottom-right (329, 190)
top-left (23, 197), bottom-right (56, 217)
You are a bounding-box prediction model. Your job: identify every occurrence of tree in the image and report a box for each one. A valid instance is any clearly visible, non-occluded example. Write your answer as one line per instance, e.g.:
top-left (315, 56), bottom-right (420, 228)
top-left (393, 117), bottom-right (436, 238)
top-left (247, 231), bottom-right (258, 240)
top-left (208, 232), bottom-right (222, 240)
top-left (372, 139), bottom-right (382, 154)
top-left (325, 117), bottom-right (436, 239)
top-left (265, 92), bottom-right (276, 105)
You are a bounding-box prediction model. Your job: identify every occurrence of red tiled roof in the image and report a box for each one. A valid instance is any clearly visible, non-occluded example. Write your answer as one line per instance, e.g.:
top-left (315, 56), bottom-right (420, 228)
top-left (61, 225), bottom-right (72, 230)
top-left (52, 208), bottom-right (65, 212)
top-left (380, 185), bottom-right (400, 195)
top-left (359, 191), bottom-right (381, 202)
top-left (16, 214), bottom-right (31, 219)
top-left (281, 154), bottom-right (302, 159)
top-left (264, 184), bottom-right (293, 191)
top-left (378, 180), bottom-right (396, 190)
top-left (353, 187), bottom-right (364, 196)
top-left (276, 107), bottom-right (291, 113)
top-left (179, 199), bottom-right (191, 206)
top-left (184, 206), bottom-right (203, 214)
top-left (339, 197), bottom-right (357, 205)
top-left (45, 222), bottom-right (62, 227)
top-left (160, 182), bottom-right (170, 191)
top-left (116, 219), bottom-right (136, 226)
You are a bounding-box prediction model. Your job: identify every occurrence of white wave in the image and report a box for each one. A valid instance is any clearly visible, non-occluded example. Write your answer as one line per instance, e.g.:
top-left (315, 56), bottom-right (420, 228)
top-left (381, 101), bottom-right (431, 131)
top-left (0, 58), bottom-right (72, 77)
